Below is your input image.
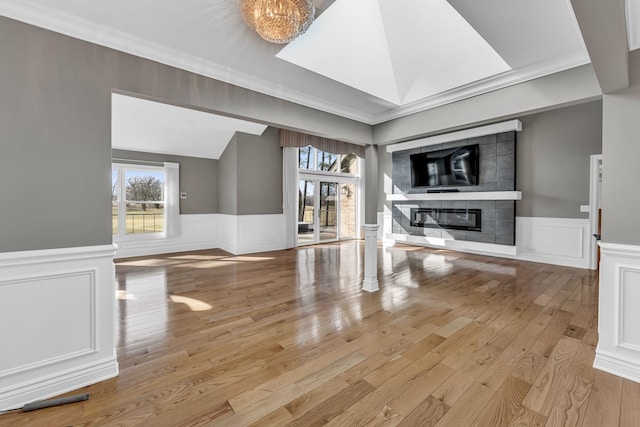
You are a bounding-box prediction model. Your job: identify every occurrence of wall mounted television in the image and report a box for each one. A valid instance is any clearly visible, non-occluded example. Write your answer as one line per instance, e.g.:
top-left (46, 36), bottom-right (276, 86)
top-left (410, 144), bottom-right (480, 188)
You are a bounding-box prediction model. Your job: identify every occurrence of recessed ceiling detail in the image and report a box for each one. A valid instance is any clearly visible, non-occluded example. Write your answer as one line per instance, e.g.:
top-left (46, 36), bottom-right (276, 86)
top-left (0, 0), bottom-right (593, 124)
top-left (277, 0), bottom-right (511, 105)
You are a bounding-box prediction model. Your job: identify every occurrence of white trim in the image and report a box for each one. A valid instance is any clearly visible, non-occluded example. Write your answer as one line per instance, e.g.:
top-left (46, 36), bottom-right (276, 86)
top-left (362, 225), bottom-right (380, 292)
top-left (0, 1), bottom-right (591, 125)
top-left (386, 191), bottom-right (522, 201)
top-left (627, 0), bottom-right (640, 51)
top-left (385, 120), bottom-right (522, 153)
top-left (388, 232), bottom-right (519, 257)
top-left (0, 244), bottom-right (115, 267)
top-left (594, 243), bottom-right (640, 382)
top-left (385, 216), bottom-right (591, 269)
top-left (515, 217), bottom-right (591, 269)
top-left (593, 350), bottom-right (640, 384)
top-left (0, 245), bottom-right (118, 411)
top-left (217, 214), bottom-right (287, 255)
top-left (372, 52), bottom-right (590, 124)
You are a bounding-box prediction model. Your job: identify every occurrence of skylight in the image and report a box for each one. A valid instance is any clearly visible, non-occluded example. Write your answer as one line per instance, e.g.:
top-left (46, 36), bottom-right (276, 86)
top-left (276, 0), bottom-right (511, 105)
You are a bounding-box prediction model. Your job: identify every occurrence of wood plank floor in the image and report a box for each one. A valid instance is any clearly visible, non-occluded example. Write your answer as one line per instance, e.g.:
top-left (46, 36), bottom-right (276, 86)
top-left (2, 241), bottom-right (637, 426)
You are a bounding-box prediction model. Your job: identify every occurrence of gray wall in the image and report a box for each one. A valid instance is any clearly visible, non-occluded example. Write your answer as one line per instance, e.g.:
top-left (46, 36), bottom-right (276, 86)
top-left (373, 64), bottom-right (601, 144)
top-left (111, 149), bottom-right (218, 214)
top-left (218, 136), bottom-right (239, 215)
top-left (601, 51), bottom-right (640, 244)
top-left (516, 101), bottom-right (602, 218)
top-left (0, 17), bottom-right (367, 253)
top-left (235, 127), bottom-right (283, 216)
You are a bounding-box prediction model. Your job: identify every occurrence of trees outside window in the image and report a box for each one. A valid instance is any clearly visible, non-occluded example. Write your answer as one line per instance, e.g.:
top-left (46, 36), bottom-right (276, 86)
top-left (112, 165), bottom-right (166, 236)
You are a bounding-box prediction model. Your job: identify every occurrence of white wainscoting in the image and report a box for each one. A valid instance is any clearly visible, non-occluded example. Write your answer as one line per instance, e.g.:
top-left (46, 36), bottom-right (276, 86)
top-left (115, 213), bottom-right (286, 258)
top-left (379, 213), bottom-right (592, 269)
top-left (594, 243), bottom-right (640, 383)
top-left (0, 245), bottom-right (118, 411)
top-left (114, 214), bottom-right (218, 259)
top-left (515, 217), bottom-right (591, 269)
top-left (218, 214), bottom-right (286, 255)
top-left (178, 214), bottom-right (218, 252)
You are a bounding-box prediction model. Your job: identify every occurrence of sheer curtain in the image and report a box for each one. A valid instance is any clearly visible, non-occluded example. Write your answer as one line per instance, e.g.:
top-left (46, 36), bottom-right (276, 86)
top-left (282, 148), bottom-right (298, 249)
top-left (164, 162), bottom-right (180, 240)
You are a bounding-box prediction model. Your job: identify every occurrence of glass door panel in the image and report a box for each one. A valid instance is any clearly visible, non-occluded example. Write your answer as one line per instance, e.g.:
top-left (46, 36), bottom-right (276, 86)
top-left (319, 182), bottom-right (338, 242)
top-left (298, 180), bottom-right (315, 245)
top-left (339, 183), bottom-right (357, 239)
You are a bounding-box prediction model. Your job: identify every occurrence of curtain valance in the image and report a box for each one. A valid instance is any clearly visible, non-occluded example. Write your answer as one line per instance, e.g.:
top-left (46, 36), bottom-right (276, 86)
top-left (280, 129), bottom-right (367, 158)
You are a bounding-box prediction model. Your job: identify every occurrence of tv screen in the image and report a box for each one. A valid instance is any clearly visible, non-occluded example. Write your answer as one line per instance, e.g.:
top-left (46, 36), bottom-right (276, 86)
top-left (410, 144), bottom-right (479, 188)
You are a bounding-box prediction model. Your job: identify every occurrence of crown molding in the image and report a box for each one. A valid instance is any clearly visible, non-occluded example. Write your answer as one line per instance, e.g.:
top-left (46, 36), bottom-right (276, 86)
top-left (0, 0), bottom-right (593, 126)
top-left (371, 51), bottom-right (591, 124)
top-left (0, 0), bottom-right (376, 124)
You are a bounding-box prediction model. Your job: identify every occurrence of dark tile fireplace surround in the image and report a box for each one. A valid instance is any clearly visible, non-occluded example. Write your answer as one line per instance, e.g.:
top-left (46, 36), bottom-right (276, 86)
top-left (391, 132), bottom-right (516, 246)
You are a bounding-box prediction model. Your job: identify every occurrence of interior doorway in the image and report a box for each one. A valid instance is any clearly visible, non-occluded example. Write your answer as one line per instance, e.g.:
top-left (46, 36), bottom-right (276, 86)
top-left (589, 154), bottom-right (603, 270)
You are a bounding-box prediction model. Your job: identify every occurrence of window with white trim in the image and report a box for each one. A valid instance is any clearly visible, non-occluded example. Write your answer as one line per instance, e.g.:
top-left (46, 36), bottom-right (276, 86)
top-left (112, 163), bottom-right (178, 239)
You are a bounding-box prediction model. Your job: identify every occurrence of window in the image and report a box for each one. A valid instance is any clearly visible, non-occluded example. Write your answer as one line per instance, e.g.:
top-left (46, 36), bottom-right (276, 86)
top-left (112, 164), bottom-right (167, 238)
top-left (298, 146), bottom-right (358, 175)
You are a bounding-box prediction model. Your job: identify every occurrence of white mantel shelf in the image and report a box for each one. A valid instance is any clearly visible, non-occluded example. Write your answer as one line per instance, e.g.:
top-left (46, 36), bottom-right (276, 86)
top-left (387, 191), bottom-right (522, 201)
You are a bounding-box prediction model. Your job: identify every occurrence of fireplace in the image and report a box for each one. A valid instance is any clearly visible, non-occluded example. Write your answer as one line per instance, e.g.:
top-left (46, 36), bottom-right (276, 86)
top-left (410, 208), bottom-right (482, 232)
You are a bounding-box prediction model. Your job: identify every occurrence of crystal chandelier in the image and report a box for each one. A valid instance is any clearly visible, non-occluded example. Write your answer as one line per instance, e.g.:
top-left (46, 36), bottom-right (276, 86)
top-left (238, 0), bottom-right (315, 44)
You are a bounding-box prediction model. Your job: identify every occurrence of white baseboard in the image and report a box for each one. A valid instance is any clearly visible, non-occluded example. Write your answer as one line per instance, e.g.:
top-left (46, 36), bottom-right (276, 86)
top-left (594, 243), bottom-right (640, 382)
top-left (387, 232), bottom-right (519, 257)
top-left (515, 217), bottom-right (591, 269)
top-left (0, 245), bottom-right (118, 411)
top-left (381, 214), bottom-right (593, 269)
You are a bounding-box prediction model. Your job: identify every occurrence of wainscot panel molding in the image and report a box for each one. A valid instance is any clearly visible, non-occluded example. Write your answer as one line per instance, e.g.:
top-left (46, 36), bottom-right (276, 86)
top-left (114, 214), bottom-right (218, 259)
top-left (382, 216), bottom-right (591, 269)
top-left (515, 217), bottom-right (591, 269)
top-left (177, 214), bottom-right (218, 253)
top-left (0, 245), bottom-right (118, 411)
top-left (114, 214), bottom-right (286, 259)
top-left (594, 243), bottom-right (640, 383)
top-left (236, 214), bottom-right (286, 255)
top-left (217, 214), bottom-right (286, 256)
top-left (387, 232), bottom-right (519, 257)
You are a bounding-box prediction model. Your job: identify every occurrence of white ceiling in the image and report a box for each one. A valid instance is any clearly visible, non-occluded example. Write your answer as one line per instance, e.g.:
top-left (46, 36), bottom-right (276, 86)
top-left (1, 0), bottom-right (639, 156)
top-left (111, 94), bottom-right (267, 160)
top-left (0, 0), bottom-right (602, 124)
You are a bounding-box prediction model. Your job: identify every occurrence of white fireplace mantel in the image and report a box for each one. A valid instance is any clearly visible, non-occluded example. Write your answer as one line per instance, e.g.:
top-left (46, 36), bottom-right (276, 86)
top-left (386, 191), bottom-right (521, 202)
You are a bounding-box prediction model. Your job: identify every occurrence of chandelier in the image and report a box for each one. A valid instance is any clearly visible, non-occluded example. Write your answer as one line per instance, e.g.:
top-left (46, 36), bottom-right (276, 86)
top-left (238, 0), bottom-right (315, 44)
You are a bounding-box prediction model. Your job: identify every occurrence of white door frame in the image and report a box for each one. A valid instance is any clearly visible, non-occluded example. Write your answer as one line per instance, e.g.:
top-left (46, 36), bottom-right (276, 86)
top-left (588, 154), bottom-right (603, 270)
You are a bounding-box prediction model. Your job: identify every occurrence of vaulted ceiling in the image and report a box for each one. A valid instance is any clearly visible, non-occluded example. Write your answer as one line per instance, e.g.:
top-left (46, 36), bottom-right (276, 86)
top-left (0, 0), bottom-right (637, 156)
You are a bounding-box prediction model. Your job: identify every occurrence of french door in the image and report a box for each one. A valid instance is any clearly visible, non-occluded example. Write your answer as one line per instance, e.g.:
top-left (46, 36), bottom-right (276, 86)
top-left (297, 178), bottom-right (357, 245)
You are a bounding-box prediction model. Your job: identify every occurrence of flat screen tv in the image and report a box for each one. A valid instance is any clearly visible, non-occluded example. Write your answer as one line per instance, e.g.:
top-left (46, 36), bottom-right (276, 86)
top-left (410, 144), bottom-right (479, 188)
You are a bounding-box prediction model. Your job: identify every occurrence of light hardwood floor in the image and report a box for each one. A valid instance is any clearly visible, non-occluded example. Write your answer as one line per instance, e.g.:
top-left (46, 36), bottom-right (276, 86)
top-left (2, 241), bottom-right (639, 426)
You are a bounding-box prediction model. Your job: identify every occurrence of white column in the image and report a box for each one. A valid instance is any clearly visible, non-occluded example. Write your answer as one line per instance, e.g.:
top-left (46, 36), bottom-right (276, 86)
top-left (594, 242), bottom-right (640, 382)
top-left (362, 224), bottom-right (380, 292)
